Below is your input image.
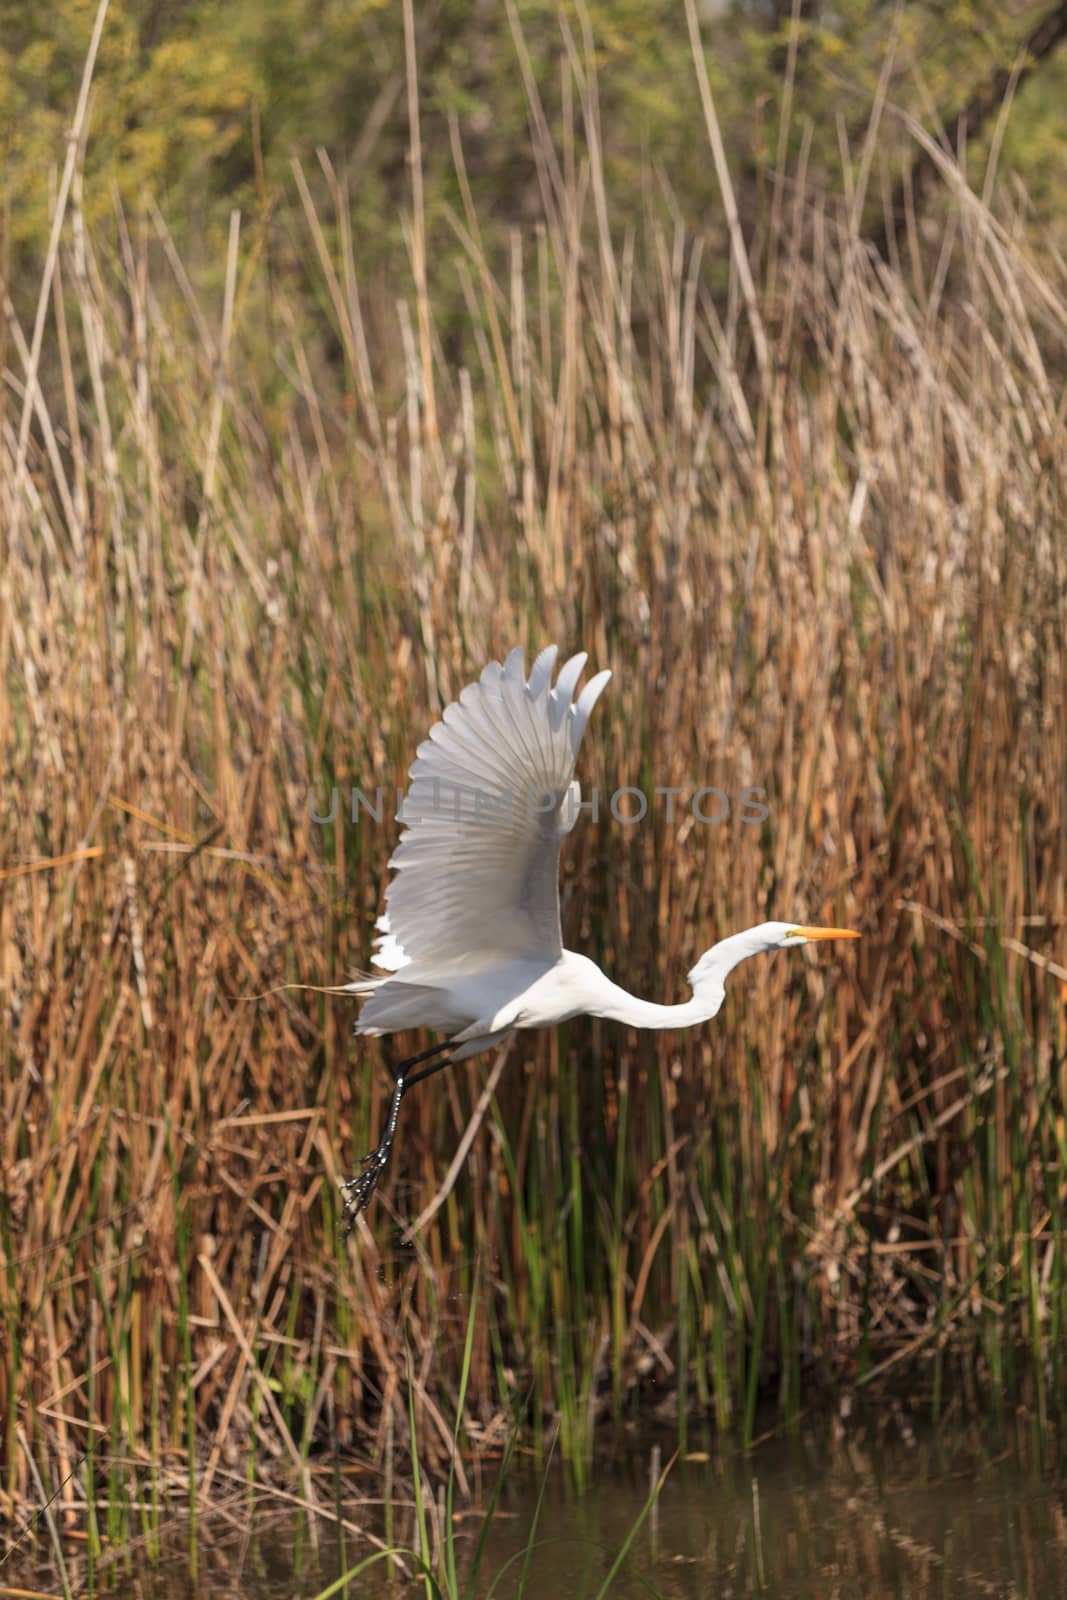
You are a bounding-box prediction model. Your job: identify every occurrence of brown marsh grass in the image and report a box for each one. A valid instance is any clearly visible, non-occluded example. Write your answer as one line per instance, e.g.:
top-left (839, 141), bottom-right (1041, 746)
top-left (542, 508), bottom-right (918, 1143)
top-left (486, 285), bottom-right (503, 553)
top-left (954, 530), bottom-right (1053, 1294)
top-left (2, 8), bottom-right (1067, 1548)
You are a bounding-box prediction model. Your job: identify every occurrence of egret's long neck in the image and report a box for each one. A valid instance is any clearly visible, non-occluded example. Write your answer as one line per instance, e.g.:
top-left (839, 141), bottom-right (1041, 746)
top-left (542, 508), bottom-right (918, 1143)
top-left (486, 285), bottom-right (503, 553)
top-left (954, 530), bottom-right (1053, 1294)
top-left (585, 980), bottom-right (712, 1031)
top-left (577, 926), bottom-right (775, 1032)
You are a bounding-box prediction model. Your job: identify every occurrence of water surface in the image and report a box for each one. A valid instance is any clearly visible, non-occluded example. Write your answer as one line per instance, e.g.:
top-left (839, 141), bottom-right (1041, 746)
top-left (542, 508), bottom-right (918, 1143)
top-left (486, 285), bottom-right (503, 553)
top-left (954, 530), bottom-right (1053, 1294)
top-left (9, 1415), bottom-right (1063, 1598)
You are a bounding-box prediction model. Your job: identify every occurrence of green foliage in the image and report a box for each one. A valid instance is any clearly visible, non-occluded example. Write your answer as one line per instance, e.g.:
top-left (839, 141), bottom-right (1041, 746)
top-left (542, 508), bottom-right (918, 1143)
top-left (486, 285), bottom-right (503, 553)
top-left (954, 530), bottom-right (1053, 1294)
top-left (4, 0), bottom-right (1065, 286)
top-left (0, 1), bottom-right (257, 256)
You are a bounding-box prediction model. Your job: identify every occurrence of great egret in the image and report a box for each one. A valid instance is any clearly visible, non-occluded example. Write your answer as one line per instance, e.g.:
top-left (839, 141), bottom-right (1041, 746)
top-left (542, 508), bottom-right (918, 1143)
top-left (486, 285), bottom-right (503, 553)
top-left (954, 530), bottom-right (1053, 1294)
top-left (340, 645), bottom-right (857, 1228)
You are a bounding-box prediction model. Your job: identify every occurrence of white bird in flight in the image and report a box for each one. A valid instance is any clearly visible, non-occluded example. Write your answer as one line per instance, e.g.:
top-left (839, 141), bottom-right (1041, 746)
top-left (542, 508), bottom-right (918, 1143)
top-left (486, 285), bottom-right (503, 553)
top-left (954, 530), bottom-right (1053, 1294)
top-left (340, 645), bottom-right (858, 1228)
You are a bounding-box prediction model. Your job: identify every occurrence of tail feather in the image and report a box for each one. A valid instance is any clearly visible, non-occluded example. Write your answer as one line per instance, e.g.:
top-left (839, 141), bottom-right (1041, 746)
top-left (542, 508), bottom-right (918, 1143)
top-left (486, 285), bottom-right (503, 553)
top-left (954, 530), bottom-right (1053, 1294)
top-left (354, 978), bottom-right (459, 1036)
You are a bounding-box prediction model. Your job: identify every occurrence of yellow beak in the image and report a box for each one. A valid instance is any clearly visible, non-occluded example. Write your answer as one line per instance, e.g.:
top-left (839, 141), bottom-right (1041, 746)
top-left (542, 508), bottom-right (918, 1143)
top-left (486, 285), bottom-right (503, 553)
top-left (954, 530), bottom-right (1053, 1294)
top-left (790, 925), bottom-right (860, 941)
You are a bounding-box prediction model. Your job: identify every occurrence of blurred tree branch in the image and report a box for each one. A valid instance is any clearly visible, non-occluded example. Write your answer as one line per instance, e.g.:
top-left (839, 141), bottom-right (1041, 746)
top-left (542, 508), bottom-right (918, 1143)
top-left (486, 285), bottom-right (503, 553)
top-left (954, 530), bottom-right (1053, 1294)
top-left (869, 0), bottom-right (1067, 258)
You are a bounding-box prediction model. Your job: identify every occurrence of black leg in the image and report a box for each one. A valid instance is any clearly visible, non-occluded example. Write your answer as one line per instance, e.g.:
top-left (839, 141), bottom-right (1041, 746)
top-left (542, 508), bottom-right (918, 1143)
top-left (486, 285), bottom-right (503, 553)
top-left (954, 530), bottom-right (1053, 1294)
top-left (384, 1038), bottom-right (453, 1084)
top-left (339, 1043), bottom-right (457, 1233)
top-left (405, 1054), bottom-right (458, 1089)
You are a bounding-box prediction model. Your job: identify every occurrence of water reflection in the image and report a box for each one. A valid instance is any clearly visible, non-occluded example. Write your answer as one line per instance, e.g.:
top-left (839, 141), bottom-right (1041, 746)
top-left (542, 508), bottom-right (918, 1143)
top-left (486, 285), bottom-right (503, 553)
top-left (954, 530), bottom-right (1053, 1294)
top-left (7, 1415), bottom-right (1065, 1598)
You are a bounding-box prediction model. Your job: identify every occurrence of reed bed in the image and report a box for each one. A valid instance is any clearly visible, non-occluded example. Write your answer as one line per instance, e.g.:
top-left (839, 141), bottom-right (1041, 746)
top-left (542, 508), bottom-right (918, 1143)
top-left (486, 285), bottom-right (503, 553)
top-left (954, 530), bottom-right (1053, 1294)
top-left (2, 16), bottom-right (1067, 1561)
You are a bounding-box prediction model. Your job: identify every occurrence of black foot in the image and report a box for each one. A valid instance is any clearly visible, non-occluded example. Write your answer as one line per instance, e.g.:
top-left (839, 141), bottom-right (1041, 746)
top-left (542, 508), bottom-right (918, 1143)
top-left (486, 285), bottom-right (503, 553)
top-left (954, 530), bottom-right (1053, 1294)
top-left (339, 1137), bottom-right (395, 1233)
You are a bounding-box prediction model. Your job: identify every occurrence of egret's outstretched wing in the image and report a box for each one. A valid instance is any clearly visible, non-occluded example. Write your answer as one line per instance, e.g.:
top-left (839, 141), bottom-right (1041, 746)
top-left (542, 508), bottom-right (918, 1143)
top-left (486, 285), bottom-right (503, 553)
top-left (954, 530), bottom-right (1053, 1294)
top-left (373, 646), bottom-right (610, 973)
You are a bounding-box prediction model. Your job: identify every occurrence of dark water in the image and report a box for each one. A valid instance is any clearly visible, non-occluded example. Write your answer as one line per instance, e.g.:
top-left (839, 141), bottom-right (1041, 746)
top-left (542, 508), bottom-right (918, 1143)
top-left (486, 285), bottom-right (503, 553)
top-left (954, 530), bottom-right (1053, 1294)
top-left (9, 1417), bottom-right (1065, 1598)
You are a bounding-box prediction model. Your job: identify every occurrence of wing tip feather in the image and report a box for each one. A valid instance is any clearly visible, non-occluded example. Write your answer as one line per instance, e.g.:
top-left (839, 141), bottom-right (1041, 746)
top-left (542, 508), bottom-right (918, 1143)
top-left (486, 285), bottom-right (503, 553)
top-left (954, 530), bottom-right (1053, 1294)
top-left (570, 667), bottom-right (612, 754)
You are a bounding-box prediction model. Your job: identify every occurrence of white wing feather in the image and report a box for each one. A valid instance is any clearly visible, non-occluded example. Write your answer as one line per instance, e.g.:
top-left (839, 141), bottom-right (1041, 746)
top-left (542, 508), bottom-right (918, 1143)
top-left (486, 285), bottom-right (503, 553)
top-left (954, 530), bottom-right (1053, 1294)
top-left (372, 646), bottom-right (611, 974)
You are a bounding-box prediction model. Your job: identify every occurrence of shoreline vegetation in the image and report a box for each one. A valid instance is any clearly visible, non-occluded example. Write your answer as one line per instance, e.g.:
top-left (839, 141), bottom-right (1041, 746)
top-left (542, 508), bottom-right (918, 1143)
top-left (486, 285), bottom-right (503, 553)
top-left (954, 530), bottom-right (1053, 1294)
top-left (3, 0), bottom-right (1067, 1578)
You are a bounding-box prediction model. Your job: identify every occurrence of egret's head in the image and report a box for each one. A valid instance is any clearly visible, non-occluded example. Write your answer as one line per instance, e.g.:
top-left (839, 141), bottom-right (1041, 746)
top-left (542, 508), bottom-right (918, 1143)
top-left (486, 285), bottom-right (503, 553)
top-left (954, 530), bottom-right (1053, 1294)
top-left (759, 921), bottom-right (861, 950)
top-left (686, 920), bottom-right (860, 1011)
